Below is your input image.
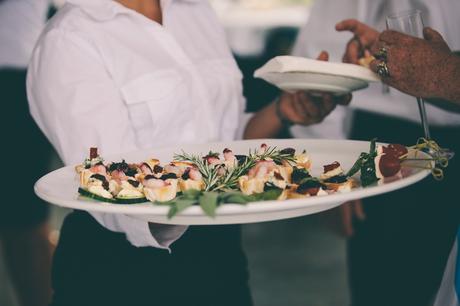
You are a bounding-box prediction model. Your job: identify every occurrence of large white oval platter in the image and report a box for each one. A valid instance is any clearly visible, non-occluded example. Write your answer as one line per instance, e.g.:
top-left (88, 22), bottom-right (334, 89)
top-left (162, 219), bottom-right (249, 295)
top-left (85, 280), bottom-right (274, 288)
top-left (35, 139), bottom-right (431, 225)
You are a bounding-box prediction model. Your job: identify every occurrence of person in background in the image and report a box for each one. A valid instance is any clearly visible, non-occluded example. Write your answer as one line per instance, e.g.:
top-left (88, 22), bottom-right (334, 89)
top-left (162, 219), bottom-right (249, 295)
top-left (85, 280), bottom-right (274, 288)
top-left (345, 22), bottom-right (460, 306)
top-left (0, 1), bottom-right (55, 306)
top-left (293, 1), bottom-right (460, 305)
top-left (26, 1), bottom-right (349, 305)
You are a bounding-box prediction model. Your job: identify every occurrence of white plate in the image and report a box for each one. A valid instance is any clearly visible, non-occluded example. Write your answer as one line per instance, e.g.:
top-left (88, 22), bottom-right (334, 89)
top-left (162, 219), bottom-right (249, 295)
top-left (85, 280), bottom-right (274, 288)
top-left (35, 139), bottom-right (431, 225)
top-left (254, 56), bottom-right (380, 94)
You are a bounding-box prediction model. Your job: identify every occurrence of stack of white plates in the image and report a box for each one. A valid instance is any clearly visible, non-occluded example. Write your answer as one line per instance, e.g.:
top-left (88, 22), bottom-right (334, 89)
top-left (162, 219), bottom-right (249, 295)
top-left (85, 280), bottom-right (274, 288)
top-left (254, 56), bottom-right (380, 94)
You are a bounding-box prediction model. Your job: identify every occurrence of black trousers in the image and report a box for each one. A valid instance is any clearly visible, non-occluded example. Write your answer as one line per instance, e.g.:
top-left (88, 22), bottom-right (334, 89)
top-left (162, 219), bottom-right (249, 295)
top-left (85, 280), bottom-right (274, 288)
top-left (349, 111), bottom-right (460, 306)
top-left (51, 211), bottom-right (253, 306)
top-left (0, 69), bottom-right (52, 228)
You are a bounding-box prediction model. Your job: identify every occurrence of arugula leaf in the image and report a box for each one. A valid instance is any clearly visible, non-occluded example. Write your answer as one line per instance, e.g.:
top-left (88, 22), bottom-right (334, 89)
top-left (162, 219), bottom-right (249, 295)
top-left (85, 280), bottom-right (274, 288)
top-left (167, 205), bottom-right (178, 219)
top-left (181, 189), bottom-right (202, 200)
top-left (199, 192), bottom-right (220, 217)
top-left (219, 192), bottom-right (252, 204)
top-left (167, 198), bottom-right (197, 219)
top-left (252, 184), bottom-right (283, 201)
top-left (258, 189), bottom-right (283, 201)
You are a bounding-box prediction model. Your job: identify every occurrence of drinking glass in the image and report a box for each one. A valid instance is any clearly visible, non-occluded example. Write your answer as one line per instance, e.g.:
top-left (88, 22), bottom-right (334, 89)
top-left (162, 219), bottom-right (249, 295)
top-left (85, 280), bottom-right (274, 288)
top-left (386, 10), bottom-right (431, 140)
top-left (387, 10), bottom-right (454, 160)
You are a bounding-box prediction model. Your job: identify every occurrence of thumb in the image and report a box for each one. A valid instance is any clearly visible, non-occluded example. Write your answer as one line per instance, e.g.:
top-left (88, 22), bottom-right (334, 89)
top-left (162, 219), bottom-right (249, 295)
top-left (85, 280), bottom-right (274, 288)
top-left (423, 27), bottom-right (445, 42)
top-left (317, 51), bottom-right (329, 62)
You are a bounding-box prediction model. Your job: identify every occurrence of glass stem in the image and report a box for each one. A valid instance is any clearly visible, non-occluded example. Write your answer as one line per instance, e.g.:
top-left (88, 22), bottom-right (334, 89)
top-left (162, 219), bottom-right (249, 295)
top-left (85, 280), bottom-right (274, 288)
top-left (416, 97), bottom-right (431, 140)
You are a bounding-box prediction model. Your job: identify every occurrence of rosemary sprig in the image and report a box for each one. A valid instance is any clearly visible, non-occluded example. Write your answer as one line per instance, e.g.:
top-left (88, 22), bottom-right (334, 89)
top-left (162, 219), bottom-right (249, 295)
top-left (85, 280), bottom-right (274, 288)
top-left (252, 146), bottom-right (297, 165)
top-left (212, 157), bottom-right (256, 192)
top-left (174, 151), bottom-right (220, 191)
top-left (214, 146), bottom-right (295, 191)
top-left (174, 146), bottom-right (296, 192)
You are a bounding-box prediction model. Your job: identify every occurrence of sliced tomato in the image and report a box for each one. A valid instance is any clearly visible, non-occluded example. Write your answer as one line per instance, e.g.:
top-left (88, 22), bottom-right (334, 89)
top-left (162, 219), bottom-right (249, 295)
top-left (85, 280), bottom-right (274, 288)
top-left (383, 144), bottom-right (408, 159)
top-left (379, 154), bottom-right (401, 177)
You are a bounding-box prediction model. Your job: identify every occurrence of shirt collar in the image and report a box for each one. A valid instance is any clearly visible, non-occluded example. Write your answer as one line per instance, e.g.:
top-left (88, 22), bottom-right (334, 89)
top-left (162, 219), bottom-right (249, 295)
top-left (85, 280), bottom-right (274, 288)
top-left (66, 0), bottom-right (200, 21)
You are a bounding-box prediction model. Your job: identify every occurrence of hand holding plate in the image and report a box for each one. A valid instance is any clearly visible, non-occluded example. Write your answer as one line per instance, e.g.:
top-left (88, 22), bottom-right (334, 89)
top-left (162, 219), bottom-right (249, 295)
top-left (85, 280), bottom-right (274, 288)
top-left (277, 51), bottom-right (352, 126)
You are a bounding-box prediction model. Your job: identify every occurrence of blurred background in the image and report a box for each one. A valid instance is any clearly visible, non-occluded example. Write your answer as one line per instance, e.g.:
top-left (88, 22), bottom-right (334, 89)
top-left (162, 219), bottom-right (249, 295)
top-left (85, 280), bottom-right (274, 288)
top-left (0, 1), bottom-right (350, 305)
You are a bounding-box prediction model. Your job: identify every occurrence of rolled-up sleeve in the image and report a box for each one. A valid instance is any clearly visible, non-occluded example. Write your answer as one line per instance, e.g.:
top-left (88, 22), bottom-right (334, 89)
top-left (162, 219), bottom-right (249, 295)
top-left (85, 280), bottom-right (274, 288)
top-left (27, 29), bottom-right (187, 249)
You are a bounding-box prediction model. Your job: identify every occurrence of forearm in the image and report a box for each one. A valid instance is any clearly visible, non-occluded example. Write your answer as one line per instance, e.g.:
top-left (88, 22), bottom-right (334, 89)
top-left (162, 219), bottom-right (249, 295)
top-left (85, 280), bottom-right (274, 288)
top-left (243, 101), bottom-right (283, 139)
top-left (243, 90), bottom-right (347, 139)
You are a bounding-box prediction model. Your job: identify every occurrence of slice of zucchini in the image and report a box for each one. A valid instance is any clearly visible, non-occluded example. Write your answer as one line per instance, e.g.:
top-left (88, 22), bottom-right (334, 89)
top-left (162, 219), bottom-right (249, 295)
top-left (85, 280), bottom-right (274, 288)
top-left (78, 188), bottom-right (148, 204)
top-left (114, 196), bottom-right (148, 204)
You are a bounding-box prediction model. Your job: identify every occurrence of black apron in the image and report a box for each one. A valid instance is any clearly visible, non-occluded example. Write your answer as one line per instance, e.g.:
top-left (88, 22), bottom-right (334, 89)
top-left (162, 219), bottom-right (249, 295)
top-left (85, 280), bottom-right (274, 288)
top-left (50, 211), bottom-right (253, 306)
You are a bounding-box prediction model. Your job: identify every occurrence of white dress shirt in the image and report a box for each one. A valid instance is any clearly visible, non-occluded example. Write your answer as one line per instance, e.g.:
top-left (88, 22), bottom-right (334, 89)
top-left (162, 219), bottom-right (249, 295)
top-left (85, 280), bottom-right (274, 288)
top-left (27, 0), bottom-right (247, 249)
top-left (0, 0), bottom-right (50, 68)
top-left (291, 0), bottom-right (460, 141)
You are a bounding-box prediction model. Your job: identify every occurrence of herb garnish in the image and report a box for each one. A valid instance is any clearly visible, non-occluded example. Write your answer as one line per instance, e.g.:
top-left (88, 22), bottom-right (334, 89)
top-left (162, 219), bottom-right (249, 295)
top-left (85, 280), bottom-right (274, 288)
top-left (346, 139), bottom-right (379, 187)
top-left (162, 189), bottom-right (279, 219)
top-left (165, 146), bottom-right (296, 217)
top-left (174, 146), bottom-right (295, 192)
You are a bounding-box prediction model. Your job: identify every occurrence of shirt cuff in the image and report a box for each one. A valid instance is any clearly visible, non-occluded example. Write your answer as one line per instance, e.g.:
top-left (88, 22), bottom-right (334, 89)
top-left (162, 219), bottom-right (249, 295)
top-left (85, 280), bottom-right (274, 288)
top-left (89, 212), bottom-right (188, 251)
top-left (237, 112), bottom-right (254, 140)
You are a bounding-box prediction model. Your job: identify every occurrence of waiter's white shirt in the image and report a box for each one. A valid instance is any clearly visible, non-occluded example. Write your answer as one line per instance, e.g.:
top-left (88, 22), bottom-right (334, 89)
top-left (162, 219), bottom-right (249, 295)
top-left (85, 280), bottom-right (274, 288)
top-left (0, 0), bottom-right (50, 68)
top-left (27, 0), bottom-right (248, 249)
top-left (291, 0), bottom-right (460, 141)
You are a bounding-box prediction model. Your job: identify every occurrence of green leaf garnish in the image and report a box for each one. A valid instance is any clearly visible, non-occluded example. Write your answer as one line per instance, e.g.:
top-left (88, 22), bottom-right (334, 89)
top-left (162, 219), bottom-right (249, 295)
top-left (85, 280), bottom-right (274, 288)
top-left (163, 190), bottom-right (253, 218)
top-left (219, 192), bottom-right (252, 204)
top-left (181, 189), bottom-right (202, 200)
top-left (167, 198), bottom-right (196, 219)
top-left (346, 152), bottom-right (367, 177)
top-left (369, 138), bottom-right (377, 155)
top-left (346, 139), bottom-right (379, 186)
top-left (175, 145), bottom-right (295, 192)
top-left (360, 156), bottom-right (379, 187)
top-left (253, 189), bottom-right (282, 201)
top-left (199, 192), bottom-right (220, 217)
top-left (252, 184), bottom-right (283, 201)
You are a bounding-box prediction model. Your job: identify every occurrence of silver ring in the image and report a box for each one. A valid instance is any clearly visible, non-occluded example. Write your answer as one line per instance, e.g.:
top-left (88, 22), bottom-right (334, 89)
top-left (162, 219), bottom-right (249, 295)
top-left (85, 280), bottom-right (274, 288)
top-left (376, 47), bottom-right (388, 60)
top-left (377, 61), bottom-right (390, 78)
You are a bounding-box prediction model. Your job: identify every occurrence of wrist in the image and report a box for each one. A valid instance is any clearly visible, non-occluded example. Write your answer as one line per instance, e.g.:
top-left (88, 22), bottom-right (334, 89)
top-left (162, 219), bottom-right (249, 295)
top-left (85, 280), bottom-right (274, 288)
top-left (435, 53), bottom-right (460, 101)
top-left (275, 96), bottom-right (294, 128)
